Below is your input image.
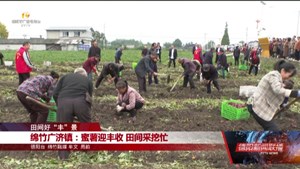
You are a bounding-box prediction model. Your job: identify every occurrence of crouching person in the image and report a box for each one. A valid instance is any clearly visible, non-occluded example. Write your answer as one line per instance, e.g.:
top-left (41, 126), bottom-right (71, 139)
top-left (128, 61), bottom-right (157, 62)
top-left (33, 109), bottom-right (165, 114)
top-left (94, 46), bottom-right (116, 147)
top-left (53, 68), bottom-right (93, 160)
top-left (115, 80), bottom-right (145, 123)
top-left (95, 63), bottom-right (124, 89)
top-left (178, 58), bottom-right (196, 89)
top-left (277, 79), bottom-right (294, 119)
top-left (201, 64), bottom-right (221, 93)
top-left (82, 56), bottom-right (99, 81)
top-left (192, 59), bottom-right (201, 79)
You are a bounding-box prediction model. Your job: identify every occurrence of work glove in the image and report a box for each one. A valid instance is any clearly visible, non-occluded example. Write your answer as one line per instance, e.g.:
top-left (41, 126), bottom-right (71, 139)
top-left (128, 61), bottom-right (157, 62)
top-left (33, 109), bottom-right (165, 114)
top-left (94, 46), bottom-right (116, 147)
top-left (116, 105), bottom-right (124, 112)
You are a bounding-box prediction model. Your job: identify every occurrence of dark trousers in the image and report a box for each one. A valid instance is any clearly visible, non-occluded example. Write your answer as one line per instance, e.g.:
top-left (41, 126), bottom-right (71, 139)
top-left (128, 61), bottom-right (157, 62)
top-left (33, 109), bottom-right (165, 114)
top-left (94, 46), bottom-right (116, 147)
top-left (218, 67), bottom-right (228, 79)
top-left (18, 73), bottom-right (30, 85)
top-left (234, 57), bottom-right (239, 66)
top-left (272, 52), bottom-right (277, 58)
top-left (183, 73), bottom-right (195, 88)
top-left (115, 57), bottom-right (120, 64)
top-left (247, 104), bottom-right (279, 131)
top-left (269, 50), bottom-right (273, 57)
top-left (249, 64), bottom-right (258, 76)
top-left (295, 50), bottom-right (300, 61)
top-left (207, 79), bottom-right (220, 93)
top-left (57, 96), bottom-right (91, 160)
top-left (148, 63), bottom-right (158, 85)
top-left (137, 75), bottom-right (146, 92)
top-left (158, 54), bottom-right (161, 63)
top-left (16, 91), bottom-right (49, 123)
top-left (0, 57), bottom-right (3, 65)
top-left (168, 59), bottom-right (176, 68)
top-left (95, 72), bottom-right (118, 88)
top-left (116, 101), bottom-right (144, 117)
top-left (242, 57), bottom-right (248, 65)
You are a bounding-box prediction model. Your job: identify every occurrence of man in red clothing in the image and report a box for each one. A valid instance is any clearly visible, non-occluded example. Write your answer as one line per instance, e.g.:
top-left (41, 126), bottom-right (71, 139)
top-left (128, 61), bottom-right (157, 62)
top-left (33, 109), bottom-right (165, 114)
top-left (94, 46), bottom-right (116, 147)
top-left (15, 41), bottom-right (36, 85)
top-left (82, 56), bottom-right (99, 81)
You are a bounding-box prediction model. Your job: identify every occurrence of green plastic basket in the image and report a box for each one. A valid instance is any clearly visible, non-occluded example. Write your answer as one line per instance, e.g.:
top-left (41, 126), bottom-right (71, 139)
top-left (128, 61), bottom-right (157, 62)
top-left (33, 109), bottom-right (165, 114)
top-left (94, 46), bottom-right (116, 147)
top-left (46, 98), bottom-right (57, 122)
top-left (239, 64), bottom-right (248, 70)
top-left (221, 99), bottom-right (250, 120)
top-left (132, 62), bottom-right (137, 70)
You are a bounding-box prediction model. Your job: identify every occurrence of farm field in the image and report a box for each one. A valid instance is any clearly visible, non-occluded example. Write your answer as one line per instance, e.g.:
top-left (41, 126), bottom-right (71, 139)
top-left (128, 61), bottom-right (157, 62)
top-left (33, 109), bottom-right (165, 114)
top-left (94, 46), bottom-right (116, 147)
top-left (1, 49), bottom-right (300, 168)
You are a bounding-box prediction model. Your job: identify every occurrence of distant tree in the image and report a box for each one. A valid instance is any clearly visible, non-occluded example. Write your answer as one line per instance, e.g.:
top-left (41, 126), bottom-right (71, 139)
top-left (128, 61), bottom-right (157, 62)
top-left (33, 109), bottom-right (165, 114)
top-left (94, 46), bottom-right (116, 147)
top-left (90, 27), bottom-right (107, 48)
top-left (204, 40), bottom-right (215, 50)
top-left (0, 22), bottom-right (8, 39)
top-left (173, 38), bottom-right (182, 48)
top-left (163, 42), bottom-right (172, 49)
top-left (239, 40), bottom-right (245, 45)
top-left (183, 42), bottom-right (195, 49)
top-left (110, 39), bottom-right (143, 49)
top-left (221, 22), bottom-right (230, 45)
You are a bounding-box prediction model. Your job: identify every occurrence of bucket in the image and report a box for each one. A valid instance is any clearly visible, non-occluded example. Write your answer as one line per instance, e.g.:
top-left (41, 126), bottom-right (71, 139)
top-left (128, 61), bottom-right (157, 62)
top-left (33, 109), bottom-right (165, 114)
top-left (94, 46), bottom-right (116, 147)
top-left (4, 61), bottom-right (13, 67)
top-left (239, 86), bottom-right (257, 97)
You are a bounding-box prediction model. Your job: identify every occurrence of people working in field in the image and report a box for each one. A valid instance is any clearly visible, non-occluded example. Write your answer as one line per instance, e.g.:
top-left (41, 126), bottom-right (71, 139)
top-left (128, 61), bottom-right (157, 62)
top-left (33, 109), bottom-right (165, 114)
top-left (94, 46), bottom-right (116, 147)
top-left (248, 47), bottom-right (260, 76)
top-left (0, 51), bottom-right (4, 65)
top-left (277, 79), bottom-right (294, 119)
top-left (247, 60), bottom-right (299, 131)
top-left (135, 51), bottom-right (158, 93)
top-left (15, 41), bottom-right (37, 85)
top-left (88, 40), bottom-right (101, 60)
top-left (53, 68), bottom-right (93, 160)
top-left (216, 48), bottom-right (229, 79)
top-left (148, 43), bottom-right (159, 85)
top-left (82, 56), bottom-right (99, 81)
top-left (156, 42), bottom-right (162, 63)
top-left (192, 59), bottom-right (201, 80)
top-left (193, 44), bottom-right (203, 66)
top-left (201, 64), bottom-right (221, 94)
top-left (203, 47), bottom-right (215, 65)
top-left (115, 47), bottom-right (123, 64)
top-left (95, 63), bottom-right (124, 88)
top-left (141, 45), bottom-right (148, 57)
top-left (16, 71), bottom-right (59, 123)
top-left (168, 45), bottom-right (177, 68)
top-left (178, 58), bottom-right (196, 89)
top-left (115, 80), bottom-right (145, 123)
top-left (233, 46), bottom-right (241, 66)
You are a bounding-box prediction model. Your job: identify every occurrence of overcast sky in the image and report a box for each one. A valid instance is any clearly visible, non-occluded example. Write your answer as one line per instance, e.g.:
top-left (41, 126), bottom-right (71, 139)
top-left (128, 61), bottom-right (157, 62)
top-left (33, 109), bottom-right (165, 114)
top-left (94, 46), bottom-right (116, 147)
top-left (1, 1), bottom-right (300, 45)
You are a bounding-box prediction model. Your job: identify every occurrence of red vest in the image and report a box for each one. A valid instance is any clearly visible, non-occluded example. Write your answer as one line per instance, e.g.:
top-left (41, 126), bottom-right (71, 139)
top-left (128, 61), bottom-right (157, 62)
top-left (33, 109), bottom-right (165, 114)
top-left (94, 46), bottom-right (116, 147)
top-left (15, 47), bottom-right (32, 73)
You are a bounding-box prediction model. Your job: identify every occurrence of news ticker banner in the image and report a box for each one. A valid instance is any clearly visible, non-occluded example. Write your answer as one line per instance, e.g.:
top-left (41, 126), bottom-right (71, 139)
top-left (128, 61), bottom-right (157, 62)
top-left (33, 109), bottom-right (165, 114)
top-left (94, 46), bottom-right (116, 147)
top-left (0, 123), bottom-right (224, 151)
top-left (1, 123), bottom-right (300, 164)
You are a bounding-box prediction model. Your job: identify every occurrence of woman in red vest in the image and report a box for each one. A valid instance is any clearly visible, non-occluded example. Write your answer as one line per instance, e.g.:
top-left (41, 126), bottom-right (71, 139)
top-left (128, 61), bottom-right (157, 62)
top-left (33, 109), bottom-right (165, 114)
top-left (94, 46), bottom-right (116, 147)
top-left (15, 41), bottom-right (36, 85)
top-left (193, 44), bottom-right (203, 65)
